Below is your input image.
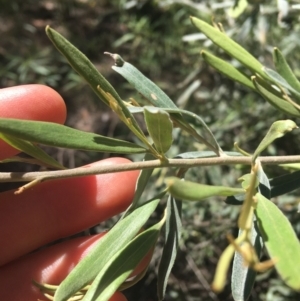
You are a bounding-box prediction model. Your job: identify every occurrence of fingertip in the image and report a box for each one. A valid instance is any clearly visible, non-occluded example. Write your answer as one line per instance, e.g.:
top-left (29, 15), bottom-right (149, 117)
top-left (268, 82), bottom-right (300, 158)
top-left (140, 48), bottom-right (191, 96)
top-left (0, 84), bottom-right (67, 160)
top-left (0, 234), bottom-right (129, 301)
top-left (0, 235), bottom-right (101, 300)
top-left (0, 85), bottom-right (66, 123)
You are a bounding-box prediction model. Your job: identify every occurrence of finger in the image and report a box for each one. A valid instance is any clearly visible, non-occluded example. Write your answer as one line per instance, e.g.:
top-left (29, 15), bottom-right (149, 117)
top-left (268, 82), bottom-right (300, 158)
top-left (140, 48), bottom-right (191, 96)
top-left (0, 85), bottom-right (66, 160)
top-left (0, 234), bottom-right (128, 301)
top-left (0, 157), bottom-right (140, 265)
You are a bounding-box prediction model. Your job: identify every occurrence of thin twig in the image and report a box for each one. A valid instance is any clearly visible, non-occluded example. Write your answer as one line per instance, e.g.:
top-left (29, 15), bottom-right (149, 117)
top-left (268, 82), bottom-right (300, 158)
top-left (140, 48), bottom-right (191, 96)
top-left (180, 241), bottom-right (218, 300)
top-left (1, 155), bottom-right (300, 183)
top-left (185, 252), bottom-right (218, 301)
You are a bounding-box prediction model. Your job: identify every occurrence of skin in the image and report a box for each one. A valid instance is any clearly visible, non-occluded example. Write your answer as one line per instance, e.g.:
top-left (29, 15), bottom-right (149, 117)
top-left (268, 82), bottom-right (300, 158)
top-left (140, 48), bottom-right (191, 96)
top-left (0, 158), bottom-right (140, 266)
top-left (0, 85), bottom-right (67, 160)
top-left (0, 85), bottom-right (145, 301)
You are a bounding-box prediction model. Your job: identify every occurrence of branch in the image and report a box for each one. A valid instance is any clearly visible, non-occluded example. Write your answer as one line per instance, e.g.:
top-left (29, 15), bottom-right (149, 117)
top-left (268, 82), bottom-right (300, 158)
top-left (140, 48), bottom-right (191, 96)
top-left (1, 155), bottom-right (300, 183)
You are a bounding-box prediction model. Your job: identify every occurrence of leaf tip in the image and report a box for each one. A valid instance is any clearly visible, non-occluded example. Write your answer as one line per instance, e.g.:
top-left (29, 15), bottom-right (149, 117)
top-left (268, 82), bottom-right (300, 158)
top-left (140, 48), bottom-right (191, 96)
top-left (190, 16), bottom-right (197, 25)
top-left (45, 25), bottom-right (51, 35)
top-left (164, 177), bottom-right (176, 189)
top-left (211, 282), bottom-right (222, 293)
top-left (104, 52), bottom-right (125, 67)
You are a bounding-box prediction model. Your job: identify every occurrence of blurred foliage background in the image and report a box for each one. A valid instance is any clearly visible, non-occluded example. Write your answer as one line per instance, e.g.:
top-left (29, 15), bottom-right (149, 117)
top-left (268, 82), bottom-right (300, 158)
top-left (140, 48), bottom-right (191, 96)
top-left (1, 0), bottom-right (300, 300)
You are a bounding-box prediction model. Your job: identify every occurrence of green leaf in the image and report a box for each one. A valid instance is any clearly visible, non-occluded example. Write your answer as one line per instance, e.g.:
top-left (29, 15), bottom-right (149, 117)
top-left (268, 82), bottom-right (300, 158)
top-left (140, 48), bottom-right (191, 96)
top-left (279, 163), bottom-right (300, 170)
top-left (144, 106), bottom-right (173, 155)
top-left (122, 154), bottom-right (168, 219)
top-left (270, 170), bottom-right (300, 198)
top-left (225, 194), bottom-right (244, 205)
top-left (257, 165), bottom-right (271, 199)
top-left (45, 27), bottom-right (147, 149)
top-left (253, 119), bottom-right (298, 161)
top-left (125, 153), bottom-right (155, 215)
top-left (81, 219), bottom-right (164, 301)
top-left (0, 156), bottom-right (57, 166)
top-left (263, 67), bottom-right (300, 98)
top-left (165, 177), bottom-right (244, 201)
top-left (54, 199), bottom-right (160, 301)
top-left (238, 173), bottom-right (259, 190)
top-left (231, 225), bottom-right (262, 301)
top-left (128, 106), bottom-right (222, 155)
top-left (0, 133), bottom-right (65, 169)
top-left (253, 76), bottom-right (300, 117)
top-left (228, 0), bottom-right (248, 18)
top-left (157, 195), bottom-right (182, 300)
top-left (109, 53), bottom-right (177, 109)
top-left (255, 193), bottom-right (300, 291)
top-left (0, 118), bottom-right (147, 154)
top-left (273, 47), bottom-right (300, 92)
top-left (110, 55), bottom-right (222, 155)
top-left (45, 26), bottom-right (119, 107)
top-left (201, 51), bottom-right (255, 91)
top-left (175, 151), bottom-right (242, 159)
top-left (225, 163), bottom-right (272, 205)
top-left (190, 17), bottom-right (264, 77)
top-left (129, 106), bottom-right (215, 142)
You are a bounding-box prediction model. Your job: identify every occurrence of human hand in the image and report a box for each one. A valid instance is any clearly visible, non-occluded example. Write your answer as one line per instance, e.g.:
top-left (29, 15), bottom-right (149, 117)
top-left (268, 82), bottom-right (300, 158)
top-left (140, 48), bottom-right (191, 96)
top-left (0, 85), bottom-right (141, 301)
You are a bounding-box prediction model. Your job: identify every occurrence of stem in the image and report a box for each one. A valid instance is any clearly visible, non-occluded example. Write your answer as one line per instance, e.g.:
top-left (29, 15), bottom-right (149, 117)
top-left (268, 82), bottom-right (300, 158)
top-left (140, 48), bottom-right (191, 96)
top-left (280, 86), bottom-right (300, 111)
top-left (1, 155), bottom-right (300, 183)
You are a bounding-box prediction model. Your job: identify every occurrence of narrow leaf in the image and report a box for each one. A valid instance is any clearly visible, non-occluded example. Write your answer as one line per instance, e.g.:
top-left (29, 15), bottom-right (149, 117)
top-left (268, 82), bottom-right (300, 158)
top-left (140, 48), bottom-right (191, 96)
top-left (279, 163), bottom-right (300, 170)
top-left (45, 27), bottom-right (146, 146)
top-left (0, 133), bottom-right (64, 169)
top-left (125, 153), bottom-right (155, 215)
top-left (255, 193), bottom-right (300, 291)
top-left (225, 194), bottom-right (245, 205)
top-left (144, 107), bottom-right (173, 154)
top-left (0, 118), bottom-right (147, 154)
top-left (54, 199), bottom-right (160, 301)
top-left (228, 0), bottom-right (248, 18)
top-left (157, 195), bottom-right (182, 300)
top-left (109, 53), bottom-right (177, 109)
top-left (0, 156), bottom-right (58, 167)
top-left (225, 162), bottom-right (272, 204)
top-left (253, 119), bottom-right (298, 161)
top-left (238, 173), bottom-right (259, 190)
top-left (231, 226), bottom-right (262, 301)
top-left (82, 220), bottom-right (164, 301)
top-left (270, 170), bottom-right (300, 198)
top-left (190, 17), bottom-right (264, 77)
top-left (263, 67), bottom-right (300, 98)
top-left (175, 151), bottom-right (242, 159)
top-left (128, 106), bottom-right (222, 155)
top-left (46, 26), bottom-right (119, 107)
top-left (165, 177), bottom-right (244, 201)
top-left (253, 76), bottom-right (300, 117)
top-left (257, 165), bottom-right (271, 200)
top-left (273, 47), bottom-right (300, 92)
top-left (201, 51), bottom-right (255, 91)
top-left (110, 56), bottom-right (222, 155)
